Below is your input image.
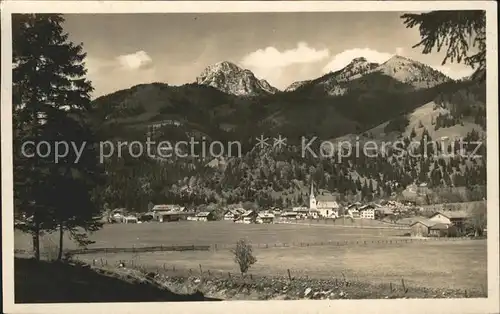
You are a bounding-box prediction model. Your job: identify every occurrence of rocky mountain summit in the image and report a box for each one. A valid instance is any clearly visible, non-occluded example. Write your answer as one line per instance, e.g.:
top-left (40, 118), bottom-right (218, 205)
top-left (196, 61), bottom-right (279, 96)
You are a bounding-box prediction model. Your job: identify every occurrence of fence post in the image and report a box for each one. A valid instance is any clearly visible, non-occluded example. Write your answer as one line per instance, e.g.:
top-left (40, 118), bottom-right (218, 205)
top-left (287, 269), bottom-right (292, 281)
top-left (199, 264), bottom-right (203, 274)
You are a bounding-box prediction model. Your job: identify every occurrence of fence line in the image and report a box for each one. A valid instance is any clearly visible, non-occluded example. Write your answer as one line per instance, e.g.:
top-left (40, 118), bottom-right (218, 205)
top-left (67, 244), bottom-right (211, 255)
top-left (210, 236), bottom-right (475, 251)
top-left (275, 219), bottom-right (412, 230)
top-left (14, 236), bottom-right (477, 257)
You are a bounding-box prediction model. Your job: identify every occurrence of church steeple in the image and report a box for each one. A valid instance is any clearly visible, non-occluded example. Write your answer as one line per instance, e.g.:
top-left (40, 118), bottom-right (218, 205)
top-left (309, 181), bottom-right (317, 209)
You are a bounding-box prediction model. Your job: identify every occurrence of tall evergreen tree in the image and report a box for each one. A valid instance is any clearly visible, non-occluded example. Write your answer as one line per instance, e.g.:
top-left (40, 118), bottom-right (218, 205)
top-left (13, 14), bottom-right (103, 260)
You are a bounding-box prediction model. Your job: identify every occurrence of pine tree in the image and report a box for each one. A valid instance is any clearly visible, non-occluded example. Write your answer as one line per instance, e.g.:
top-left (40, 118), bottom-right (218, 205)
top-left (410, 127), bottom-right (416, 139)
top-left (13, 14), bottom-right (103, 260)
top-left (401, 11), bottom-right (486, 82)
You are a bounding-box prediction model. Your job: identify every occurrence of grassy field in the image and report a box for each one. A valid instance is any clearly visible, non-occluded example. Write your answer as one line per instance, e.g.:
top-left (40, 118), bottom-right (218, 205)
top-left (14, 221), bottom-right (487, 293)
top-left (15, 220), bottom-right (407, 251)
top-left (75, 240), bottom-right (487, 292)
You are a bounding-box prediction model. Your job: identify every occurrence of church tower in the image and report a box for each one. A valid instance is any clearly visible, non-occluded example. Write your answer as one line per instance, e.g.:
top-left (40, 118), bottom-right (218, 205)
top-left (309, 181), bottom-right (317, 210)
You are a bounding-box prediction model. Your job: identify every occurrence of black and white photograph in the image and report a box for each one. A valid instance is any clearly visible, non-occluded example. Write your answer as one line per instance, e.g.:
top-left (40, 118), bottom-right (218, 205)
top-left (1, 1), bottom-right (499, 314)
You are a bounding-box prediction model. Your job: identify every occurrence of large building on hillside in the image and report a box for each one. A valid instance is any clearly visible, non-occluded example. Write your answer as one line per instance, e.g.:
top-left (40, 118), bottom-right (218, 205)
top-left (146, 119), bottom-right (182, 138)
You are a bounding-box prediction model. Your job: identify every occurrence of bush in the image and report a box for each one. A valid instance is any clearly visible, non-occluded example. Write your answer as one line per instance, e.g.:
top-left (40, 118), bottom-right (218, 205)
top-left (466, 202), bottom-right (487, 237)
top-left (231, 238), bottom-right (257, 276)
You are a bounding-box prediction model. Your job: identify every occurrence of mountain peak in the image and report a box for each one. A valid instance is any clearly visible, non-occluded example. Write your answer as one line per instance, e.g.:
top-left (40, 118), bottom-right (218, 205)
top-left (331, 57), bottom-right (380, 83)
top-left (377, 55), bottom-right (450, 88)
top-left (388, 54), bottom-right (408, 60)
top-left (351, 57), bottom-right (368, 63)
top-left (196, 61), bottom-right (278, 96)
top-left (383, 54), bottom-right (414, 65)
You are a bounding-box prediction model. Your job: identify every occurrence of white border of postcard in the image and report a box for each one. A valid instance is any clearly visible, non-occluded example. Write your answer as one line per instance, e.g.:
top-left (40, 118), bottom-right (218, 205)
top-left (1, 1), bottom-right (499, 314)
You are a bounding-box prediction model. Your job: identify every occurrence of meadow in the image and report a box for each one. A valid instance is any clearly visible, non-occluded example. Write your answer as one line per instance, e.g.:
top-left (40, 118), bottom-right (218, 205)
top-left (15, 220), bottom-right (407, 251)
top-left (15, 221), bottom-right (487, 293)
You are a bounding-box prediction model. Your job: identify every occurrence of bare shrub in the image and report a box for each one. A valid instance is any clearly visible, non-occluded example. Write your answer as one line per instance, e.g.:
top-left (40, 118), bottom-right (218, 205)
top-left (466, 201), bottom-right (487, 237)
top-left (231, 238), bottom-right (257, 276)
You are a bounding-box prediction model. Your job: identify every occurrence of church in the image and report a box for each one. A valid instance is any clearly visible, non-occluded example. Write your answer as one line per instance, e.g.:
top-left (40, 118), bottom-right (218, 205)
top-left (309, 182), bottom-right (340, 218)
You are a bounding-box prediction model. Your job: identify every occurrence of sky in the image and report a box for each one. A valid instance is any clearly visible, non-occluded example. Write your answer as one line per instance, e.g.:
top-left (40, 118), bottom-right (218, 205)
top-left (61, 12), bottom-right (476, 98)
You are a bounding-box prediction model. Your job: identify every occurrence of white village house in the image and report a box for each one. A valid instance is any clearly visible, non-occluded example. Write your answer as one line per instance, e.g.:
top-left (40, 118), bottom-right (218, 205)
top-left (359, 204), bottom-right (376, 219)
top-left (257, 212), bottom-right (275, 224)
top-left (428, 210), bottom-right (470, 233)
top-left (192, 211), bottom-right (215, 222)
top-left (223, 209), bottom-right (240, 221)
top-left (122, 215), bottom-right (138, 224)
top-left (239, 210), bottom-right (258, 224)
top-left (346, 204), bottom-right (360, 218)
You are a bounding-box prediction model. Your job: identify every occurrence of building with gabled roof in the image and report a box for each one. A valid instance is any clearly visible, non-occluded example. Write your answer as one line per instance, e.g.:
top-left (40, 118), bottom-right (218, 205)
top-left (223, 209), bottom-right (240, 221)
top-left (429, 210), bottom-right (470, 232)
top-left (239, 210), bottom-right (258, 224)
top-left (257, 212), bottom-right (275, 224)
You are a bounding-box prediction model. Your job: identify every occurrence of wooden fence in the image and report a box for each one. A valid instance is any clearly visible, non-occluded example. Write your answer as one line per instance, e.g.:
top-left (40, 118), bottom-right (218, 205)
top-left (69, 245), bottom-right (211, 255)
top-left (14, 236), bottom-right (478, 258)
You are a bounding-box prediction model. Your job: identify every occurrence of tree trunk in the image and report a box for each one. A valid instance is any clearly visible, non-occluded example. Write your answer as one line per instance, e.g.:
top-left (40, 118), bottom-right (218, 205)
top-left (32, 224), bottom-right (40, 260)
top-left (57, 222), bottom-right (64, 261)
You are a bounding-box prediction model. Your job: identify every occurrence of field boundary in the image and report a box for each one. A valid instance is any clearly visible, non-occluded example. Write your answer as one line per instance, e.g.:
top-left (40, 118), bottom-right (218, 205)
top-left (276, 221), bottom-right (411, 230)
top-left (15, 236), bottom-right (474, 256)
top-left (14, 244), bottom-right (211, 256)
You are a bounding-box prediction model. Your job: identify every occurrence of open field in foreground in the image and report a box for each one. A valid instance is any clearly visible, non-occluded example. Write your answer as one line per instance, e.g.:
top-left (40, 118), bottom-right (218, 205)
top-left (15, 221), bottom-right (487, 293)
top-left (75, 240), bottom-right (487, 292)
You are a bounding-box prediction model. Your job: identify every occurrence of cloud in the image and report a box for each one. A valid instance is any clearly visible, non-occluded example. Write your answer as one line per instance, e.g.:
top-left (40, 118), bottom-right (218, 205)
top-left (84, 57), bottom-right (114, 75)
top-left (322, 48), bottom-right (394, 73)
top-left (84, 52), bottom-right (158, 98)
top-left (240, 42), bottom-right (329, 89)
top-left (241, 42), bottom-right (330, 70)
top-left (431, 65), bottom-right (475, 80)
top-left (116, 50), bottom-right (153, 71)
top-left (395, 47), bottom-right (405, 56)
